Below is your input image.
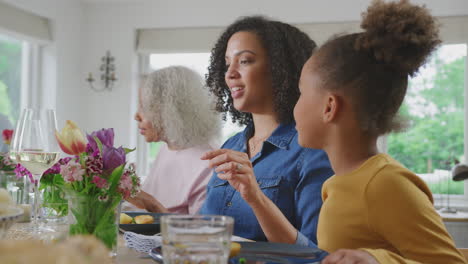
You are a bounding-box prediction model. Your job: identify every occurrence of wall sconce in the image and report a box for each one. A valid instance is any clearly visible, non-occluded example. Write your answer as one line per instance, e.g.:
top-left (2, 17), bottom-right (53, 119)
top-left (86, 50), bottom-right (117, 92)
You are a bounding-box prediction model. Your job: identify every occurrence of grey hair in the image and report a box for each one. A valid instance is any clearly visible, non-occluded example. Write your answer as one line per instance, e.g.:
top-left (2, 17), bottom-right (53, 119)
top-left (141, 66), bottom-right (221, 149)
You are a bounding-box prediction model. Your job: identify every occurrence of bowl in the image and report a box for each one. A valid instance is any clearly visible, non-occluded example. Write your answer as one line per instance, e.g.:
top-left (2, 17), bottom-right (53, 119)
top-left (0, 207), bottom-right (24, 239)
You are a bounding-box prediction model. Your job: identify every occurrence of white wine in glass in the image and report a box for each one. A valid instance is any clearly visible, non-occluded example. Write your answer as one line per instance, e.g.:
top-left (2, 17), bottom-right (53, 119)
top-left (9, 109), bottom-right (60, 232)
top-left (10, 152), bottom-right (60, 176)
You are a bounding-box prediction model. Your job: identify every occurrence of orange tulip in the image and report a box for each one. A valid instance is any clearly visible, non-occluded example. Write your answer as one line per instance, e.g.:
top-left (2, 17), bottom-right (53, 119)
top-left (55, 120), bottom-right (87, 155)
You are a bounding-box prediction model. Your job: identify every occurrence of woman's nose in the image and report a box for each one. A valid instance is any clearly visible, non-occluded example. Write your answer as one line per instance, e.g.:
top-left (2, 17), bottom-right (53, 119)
top-left (225, 65), bottom-right (240, 79)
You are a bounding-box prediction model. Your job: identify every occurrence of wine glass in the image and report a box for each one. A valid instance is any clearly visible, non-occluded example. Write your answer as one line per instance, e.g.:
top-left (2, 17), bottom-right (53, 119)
top-left (9, 109), bottom-right (60, 231)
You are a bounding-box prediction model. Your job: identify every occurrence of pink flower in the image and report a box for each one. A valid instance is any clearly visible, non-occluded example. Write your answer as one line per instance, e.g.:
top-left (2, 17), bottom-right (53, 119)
top-left (60, 160), bottom-right (85, 182)
top-left (92, 176), bottom-right (108, 189)
top-left (86, 155), bottom-right (103, 176)
top-left (118, 172), bottom-right (134, 199)
top-left (2, 154), bottom-right (12, 166)
top-left (2, 129), bottom-right (13, 145)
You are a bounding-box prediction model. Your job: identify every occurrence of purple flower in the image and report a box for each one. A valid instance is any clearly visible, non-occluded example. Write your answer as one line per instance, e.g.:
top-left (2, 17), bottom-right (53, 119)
top-left (14, 164), bottom-right (35, 183)
top-left (86, 128), bottom-right (114, 154)
top-left (102, 146), bottom-right (126, 173)
top-left (85, 143), bottom-right (99, 157)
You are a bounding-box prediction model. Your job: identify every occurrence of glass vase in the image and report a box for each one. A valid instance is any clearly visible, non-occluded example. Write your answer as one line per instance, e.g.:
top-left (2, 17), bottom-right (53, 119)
top-left (41, 185), bottom-right (68, 221)
top-left (0, 170), bottom-right (7, 189)
top-left (66, 192), bottom-right (121, 256)
top-left (2, 171), bottom-right (32, 222)
top-left (2, 171), bottom-right (30, 205)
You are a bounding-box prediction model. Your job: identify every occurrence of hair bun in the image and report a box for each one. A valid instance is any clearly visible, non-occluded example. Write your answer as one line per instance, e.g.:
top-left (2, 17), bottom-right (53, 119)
top-left (356, 0), bottom-right (441, 76)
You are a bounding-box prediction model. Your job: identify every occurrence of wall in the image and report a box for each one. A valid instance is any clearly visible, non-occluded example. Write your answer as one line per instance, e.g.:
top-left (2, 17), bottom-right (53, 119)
top-left (80, 0), bottom-right (468, 151)
top-left (2, 0), bottom-right (85, 131)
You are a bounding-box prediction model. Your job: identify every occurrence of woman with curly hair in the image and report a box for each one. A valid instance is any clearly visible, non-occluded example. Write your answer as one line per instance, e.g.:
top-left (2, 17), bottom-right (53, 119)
top-left (128, 66), bottom-right (221, 214)
top-left (199, 16), bottom-right (334, 246)
top-left (294, 0), bottom-right (467, 263)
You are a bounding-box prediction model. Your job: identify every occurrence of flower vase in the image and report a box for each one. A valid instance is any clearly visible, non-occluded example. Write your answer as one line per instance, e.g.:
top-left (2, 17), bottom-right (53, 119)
top-left (67, 192), bottom-right (121, 256)
top-left (41, 185), bottom-right (68, 223)
top-left (0, 170), bottom-right (7, 189)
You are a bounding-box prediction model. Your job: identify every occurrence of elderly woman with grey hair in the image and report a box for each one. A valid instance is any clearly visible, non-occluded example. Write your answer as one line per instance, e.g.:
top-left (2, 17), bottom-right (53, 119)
top-left (127, 66), bottom-right (221, 213)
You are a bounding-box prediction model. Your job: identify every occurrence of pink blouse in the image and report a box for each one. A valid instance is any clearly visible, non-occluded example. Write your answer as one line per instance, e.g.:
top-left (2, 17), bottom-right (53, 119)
top-left (141, 143), bottom-right (213, 214)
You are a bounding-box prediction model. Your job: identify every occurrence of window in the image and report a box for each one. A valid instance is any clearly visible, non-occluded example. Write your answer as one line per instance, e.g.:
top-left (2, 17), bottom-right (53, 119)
top-left (387, 44), bottom-right (467, 203)
top-left (0, 34), bottom-right (23, 127)
top-left (0, 33), bottom-right (30, 152)
top-left (137, 53), bottom-right (244, 175)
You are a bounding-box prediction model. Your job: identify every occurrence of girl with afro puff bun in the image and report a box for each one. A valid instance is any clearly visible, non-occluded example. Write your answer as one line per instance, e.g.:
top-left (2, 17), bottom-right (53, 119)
top-left (294, 0), bottom-right (467, 263)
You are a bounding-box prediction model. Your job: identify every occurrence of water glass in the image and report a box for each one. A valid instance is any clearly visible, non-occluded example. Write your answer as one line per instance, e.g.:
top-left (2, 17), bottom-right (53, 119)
top-left (161, 215), bottom-right (234, 264)
top-left (3, 171), bottom-right (31, 205)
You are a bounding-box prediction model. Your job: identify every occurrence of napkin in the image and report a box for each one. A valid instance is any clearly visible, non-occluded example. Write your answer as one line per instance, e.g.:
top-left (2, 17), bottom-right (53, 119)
top-left (123, 231), bottom-right (163, 254)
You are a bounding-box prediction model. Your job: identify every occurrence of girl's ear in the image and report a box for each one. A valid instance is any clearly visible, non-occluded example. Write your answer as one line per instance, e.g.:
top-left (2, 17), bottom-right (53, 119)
top-left (323, 93), bottom-right (340, 123)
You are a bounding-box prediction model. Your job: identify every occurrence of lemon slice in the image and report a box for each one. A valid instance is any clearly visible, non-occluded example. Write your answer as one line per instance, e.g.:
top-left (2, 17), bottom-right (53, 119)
top-left (119, 213), bottom-right (133, 224)
top-left (230, 242), bottom-right (241, 258)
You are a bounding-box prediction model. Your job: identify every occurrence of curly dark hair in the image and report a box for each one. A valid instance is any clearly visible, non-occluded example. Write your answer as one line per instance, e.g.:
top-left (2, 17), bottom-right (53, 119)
top-left (314, 0), bottom-right (441, 136)
top-left (206, 16), bottom-right (316, 125)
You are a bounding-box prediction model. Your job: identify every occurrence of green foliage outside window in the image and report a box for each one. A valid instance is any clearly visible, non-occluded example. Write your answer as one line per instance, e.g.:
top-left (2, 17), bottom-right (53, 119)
top-left (148, 142), bottom-right (163, 160)
top-left (388, 48), bottom-right (466, 195)
top-left (0, 37), bottom-right (22, 124)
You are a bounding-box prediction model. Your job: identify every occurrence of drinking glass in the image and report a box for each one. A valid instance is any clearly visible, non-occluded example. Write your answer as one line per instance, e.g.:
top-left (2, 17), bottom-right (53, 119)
top-left (9, 109), bottom-right (60, 232)
top-left (161, 215), bottom-right (234, 264)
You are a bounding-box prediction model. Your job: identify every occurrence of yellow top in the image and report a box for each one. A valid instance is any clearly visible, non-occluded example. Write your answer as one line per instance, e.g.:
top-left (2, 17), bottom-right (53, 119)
top-left (318, 153), bottom-right (467, 264)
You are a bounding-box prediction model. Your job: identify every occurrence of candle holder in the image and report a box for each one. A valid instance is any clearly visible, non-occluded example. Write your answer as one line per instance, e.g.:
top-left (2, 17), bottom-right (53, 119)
top-left (86, 51), bottom-right (117, 92)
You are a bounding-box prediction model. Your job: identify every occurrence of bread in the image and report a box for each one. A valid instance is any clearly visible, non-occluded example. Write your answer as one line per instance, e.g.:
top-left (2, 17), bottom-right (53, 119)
top-left (0, 188), bottom-right (14, 215)
top-left (134, 214), bottom-right (154, 224)
top-left (120, 213), bottom-right (133, 224)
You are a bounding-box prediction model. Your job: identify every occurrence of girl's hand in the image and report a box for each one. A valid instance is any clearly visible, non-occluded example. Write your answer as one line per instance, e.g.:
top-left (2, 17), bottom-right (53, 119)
top-left (322, 249), bottom-right (379, 264)
top-left (201, 149), bottom-right (264, 205)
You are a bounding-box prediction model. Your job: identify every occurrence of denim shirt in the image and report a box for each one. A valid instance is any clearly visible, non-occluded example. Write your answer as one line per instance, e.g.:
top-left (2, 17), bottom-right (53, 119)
top-left (199, 122), bottom-right (333, 247)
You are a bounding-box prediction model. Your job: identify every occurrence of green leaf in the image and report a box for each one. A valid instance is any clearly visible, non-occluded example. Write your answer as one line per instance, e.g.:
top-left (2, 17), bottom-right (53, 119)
top-left (124, 147), bottom-right (136, 154)
top-left (79, 153), bottom-right (87, 167)
top-left (108, 164), bottom-right (125, 194)
top-left (94, 136), bottom-right (103, 154)
top-left (52, 174), bottom-right (65, 186)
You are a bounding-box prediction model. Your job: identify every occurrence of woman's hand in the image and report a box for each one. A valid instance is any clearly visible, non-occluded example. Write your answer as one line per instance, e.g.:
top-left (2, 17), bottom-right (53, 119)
top-left (322, 249), bottom-right (379, 264)
top-left (127, 191), bottom-right (168, 213)
top-left (201, 149), bottom-right (264, 205)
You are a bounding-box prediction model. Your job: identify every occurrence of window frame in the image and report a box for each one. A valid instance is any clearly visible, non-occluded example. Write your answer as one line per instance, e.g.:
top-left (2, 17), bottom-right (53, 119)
top-left (0, 34), bottom-right (42, 123)
top-left (135, 54), bottom-right (151, 179)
